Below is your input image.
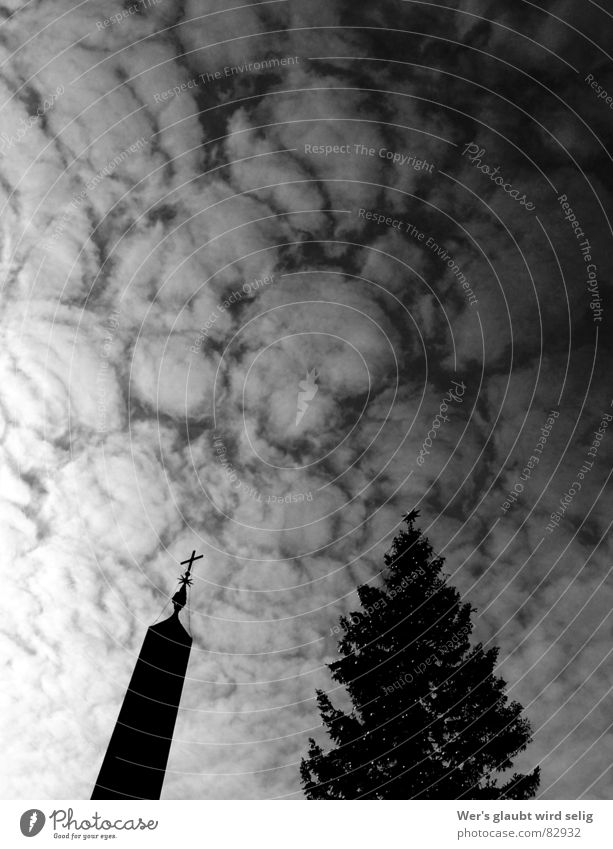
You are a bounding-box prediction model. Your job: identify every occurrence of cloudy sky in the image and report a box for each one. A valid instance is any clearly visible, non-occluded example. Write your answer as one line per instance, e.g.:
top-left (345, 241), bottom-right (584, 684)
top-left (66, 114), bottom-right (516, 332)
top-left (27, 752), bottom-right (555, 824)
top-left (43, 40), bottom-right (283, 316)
top-left (1, 0), bottom-right (612, 800)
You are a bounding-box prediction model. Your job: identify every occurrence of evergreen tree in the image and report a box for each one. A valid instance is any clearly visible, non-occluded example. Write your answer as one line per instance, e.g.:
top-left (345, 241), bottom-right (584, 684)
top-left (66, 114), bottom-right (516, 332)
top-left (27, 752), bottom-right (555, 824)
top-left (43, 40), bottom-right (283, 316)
top-left (301, 511), bottom-right (540, 799)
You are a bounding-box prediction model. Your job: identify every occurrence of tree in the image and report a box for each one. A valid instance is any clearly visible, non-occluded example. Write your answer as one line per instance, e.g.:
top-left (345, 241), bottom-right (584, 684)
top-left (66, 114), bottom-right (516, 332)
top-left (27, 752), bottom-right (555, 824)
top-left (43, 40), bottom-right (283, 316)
top-left (301, 511), bottom-right (540, 799)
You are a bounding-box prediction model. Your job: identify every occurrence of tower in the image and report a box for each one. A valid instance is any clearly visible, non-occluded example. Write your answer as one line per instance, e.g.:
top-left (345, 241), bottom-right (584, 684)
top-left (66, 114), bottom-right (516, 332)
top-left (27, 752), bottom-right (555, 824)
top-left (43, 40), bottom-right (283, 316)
top-left (91, 552), bottom-right (202, 800)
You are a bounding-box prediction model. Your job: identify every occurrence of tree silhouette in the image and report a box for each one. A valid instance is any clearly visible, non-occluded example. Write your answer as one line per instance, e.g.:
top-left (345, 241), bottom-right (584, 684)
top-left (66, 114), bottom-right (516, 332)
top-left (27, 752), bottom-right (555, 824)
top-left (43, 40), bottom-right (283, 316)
top-left (301, 511), bottom-right (540, 799)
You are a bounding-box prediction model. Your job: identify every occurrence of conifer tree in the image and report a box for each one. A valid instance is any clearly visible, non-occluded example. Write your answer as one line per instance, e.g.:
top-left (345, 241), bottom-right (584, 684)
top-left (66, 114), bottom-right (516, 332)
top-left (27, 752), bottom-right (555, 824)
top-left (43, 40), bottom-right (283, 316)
top-left (301, 511), bottom-right (540, 799)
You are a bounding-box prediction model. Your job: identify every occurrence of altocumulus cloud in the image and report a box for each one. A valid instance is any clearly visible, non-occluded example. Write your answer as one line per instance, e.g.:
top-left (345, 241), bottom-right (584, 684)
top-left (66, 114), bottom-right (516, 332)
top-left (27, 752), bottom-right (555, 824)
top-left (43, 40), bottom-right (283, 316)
top-left (0, 0), bottom-right (612, 801)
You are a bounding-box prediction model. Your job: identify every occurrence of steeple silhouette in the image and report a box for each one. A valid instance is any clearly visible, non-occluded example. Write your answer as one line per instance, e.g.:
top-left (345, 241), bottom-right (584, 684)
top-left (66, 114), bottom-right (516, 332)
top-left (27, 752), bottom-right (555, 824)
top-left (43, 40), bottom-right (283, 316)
top-left (91, 553), bottom-right (202, 800)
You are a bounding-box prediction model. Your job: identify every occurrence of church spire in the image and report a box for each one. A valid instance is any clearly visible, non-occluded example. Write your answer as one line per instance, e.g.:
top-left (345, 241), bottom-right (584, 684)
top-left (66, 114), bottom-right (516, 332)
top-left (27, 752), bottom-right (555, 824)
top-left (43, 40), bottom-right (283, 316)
top-left (91, 552), bottom-right (203, 800)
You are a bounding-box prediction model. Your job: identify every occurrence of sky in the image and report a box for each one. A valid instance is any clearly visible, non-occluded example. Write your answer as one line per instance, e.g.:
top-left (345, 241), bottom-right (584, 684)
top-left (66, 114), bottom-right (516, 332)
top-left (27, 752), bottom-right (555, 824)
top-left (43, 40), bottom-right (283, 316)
top-left (0, 0), bottom-right (612, 800)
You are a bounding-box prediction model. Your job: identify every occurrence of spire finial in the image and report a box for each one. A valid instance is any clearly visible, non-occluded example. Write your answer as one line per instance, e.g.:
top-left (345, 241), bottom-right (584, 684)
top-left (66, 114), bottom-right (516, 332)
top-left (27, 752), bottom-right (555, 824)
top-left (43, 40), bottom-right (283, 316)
top-left (172, 551), bottom-right (203, 614)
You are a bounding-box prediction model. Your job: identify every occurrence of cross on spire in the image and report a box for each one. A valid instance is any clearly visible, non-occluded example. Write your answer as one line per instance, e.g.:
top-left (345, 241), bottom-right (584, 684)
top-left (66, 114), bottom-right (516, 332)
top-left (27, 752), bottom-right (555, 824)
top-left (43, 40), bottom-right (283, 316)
top-left (180, 550), bottom-right (204, 572)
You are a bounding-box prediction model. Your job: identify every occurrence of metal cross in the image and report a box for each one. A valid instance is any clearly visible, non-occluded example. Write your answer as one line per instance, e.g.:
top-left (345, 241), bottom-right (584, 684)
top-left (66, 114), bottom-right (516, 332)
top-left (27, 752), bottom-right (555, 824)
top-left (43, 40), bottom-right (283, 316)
top-left (180, 550), bottom-right (204, 572)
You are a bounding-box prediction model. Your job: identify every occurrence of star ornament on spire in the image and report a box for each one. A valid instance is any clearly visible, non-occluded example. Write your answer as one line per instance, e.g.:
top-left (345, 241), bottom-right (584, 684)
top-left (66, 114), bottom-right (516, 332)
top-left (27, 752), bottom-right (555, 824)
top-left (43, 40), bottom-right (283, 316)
top-left (178, 572), bottom-right (193, 588)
